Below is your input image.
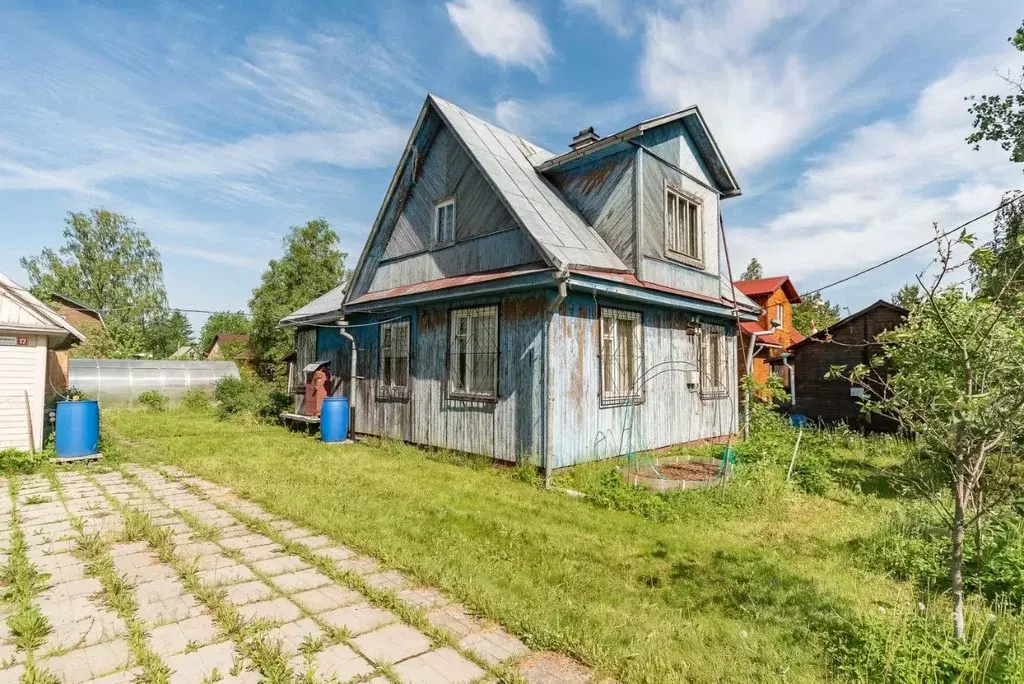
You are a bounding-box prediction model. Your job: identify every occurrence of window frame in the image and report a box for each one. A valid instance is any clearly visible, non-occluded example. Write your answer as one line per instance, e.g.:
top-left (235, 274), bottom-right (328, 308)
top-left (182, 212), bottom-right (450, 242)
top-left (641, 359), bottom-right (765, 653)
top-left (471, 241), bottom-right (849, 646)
top-left (433, 197), bottom-right (456, 246)
top-left (447, 305), bottom-right (499, 401)
top-left (377, 318), bottom-right (412, 401)
top-left (599, 307), bottom-right (645, 406)
top-left (774, 303), bottom-right (784, 327)
top-left (664, 183), bottom-right (704, 268)
top-left (700, 323), bottom-right (729, 400)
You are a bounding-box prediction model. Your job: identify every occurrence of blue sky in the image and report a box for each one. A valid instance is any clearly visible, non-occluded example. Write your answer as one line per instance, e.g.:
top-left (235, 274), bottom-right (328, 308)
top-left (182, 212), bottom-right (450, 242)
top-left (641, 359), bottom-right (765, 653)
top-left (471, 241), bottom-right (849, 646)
top-left (1, 0), bottom-right (1022, 330)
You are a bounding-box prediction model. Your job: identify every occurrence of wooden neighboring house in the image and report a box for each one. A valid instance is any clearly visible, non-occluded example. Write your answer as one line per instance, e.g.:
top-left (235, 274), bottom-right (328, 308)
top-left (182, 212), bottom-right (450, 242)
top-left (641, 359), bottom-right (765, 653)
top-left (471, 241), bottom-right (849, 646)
top-left (207, 334), bottom-right (251, 361)
top-left (788, 300), bottom-right (908, 432)
top-left (47, 293), bottom-right (108, 396)
top-left (732, 276), bottom-right (804, 394)
top-left (0, 274), bottom-right (85, 451)
top-left (284, 94), bottom-right (762, 468)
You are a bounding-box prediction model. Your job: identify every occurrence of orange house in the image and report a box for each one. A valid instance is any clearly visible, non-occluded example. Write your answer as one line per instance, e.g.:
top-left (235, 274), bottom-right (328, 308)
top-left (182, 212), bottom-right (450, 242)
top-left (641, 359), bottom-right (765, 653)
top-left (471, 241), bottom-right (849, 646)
top-left (732, 276), bottom-right (804, 394)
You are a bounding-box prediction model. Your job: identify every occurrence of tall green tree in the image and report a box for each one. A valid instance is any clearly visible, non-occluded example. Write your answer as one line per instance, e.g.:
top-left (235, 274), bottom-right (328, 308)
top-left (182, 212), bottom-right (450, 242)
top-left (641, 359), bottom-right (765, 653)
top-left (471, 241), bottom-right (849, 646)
top-left (891, 283), bottom-right (923, 309)
top-left (966, 20), bottom-right (1024, 168)
top-left (739, 258), bottom-right (763, 281)
top-left (249, 219), bottom-right (345, 371)
top-left (145, 310), bottom-right (193, 359)
top-left (791, 292), bottom-right (841, 336)
top-left (973, 190), bottom-right (1024, 299)
top-left (20, 209), bottom-right (169, 356)
top-left (199, 311), bottom-right (252, 356)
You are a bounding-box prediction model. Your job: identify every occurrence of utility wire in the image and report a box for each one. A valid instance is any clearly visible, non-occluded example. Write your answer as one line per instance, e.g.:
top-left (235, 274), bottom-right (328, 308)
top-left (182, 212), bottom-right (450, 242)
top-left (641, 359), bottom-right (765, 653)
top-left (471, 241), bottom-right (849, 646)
top-left (801, 193), bottom-right (1024, 298)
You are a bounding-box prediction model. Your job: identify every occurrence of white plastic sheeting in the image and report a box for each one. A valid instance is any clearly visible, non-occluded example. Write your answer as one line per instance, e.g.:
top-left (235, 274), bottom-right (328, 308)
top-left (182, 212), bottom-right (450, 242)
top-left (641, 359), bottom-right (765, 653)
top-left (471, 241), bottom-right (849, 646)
top-left (69, 359), bottom-right (240, 405)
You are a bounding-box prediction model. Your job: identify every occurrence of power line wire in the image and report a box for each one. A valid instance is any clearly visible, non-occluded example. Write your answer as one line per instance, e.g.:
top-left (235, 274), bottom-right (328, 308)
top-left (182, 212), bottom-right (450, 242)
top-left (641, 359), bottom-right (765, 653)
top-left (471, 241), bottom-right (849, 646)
top-left (801, 193), bottom-right (1024, 298)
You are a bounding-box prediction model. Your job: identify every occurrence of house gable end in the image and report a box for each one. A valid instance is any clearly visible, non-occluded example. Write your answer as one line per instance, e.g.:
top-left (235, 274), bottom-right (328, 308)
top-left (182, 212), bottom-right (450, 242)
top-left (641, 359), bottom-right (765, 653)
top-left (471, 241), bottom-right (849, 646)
top-left (347, 103), bottom-right (548, 301)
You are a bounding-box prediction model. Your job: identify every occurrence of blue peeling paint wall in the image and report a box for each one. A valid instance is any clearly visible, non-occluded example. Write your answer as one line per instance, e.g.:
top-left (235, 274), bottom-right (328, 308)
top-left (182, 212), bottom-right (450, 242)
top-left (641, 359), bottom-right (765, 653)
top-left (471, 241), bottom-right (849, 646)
top-left (547, 293), bottom-right (738, 468)
top-left (321, 293), bottom-right (547, 462)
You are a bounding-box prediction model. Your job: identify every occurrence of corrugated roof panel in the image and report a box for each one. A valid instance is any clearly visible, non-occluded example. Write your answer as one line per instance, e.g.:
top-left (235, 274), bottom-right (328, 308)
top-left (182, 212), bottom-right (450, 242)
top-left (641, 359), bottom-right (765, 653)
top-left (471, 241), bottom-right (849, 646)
top-left (280, 283), bottom-right (347, 325)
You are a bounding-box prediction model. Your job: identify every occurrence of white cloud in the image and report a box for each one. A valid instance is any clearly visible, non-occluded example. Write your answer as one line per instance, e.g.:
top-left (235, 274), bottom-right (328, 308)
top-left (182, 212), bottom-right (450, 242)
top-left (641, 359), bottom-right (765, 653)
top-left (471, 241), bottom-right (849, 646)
top-left (639, 0), bottom-right (944, 175)
top-left (728, 54), bottom-right (1024, 289)
top-left (159, 244), bottom-right (263, 269)
top-left (493, 95), bottom-right (638, 146)
top-left (563, 0), bottom-right (633, 37)
top-left (446, 0), bottom-right (553, 72)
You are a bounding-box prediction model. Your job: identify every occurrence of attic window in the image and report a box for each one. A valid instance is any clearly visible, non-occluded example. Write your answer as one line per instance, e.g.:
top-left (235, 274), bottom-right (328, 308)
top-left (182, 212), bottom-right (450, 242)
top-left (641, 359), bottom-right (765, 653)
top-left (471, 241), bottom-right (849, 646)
top-left (434, 198), bottom-right (456, 244)
top-left (665, 185), bottom-right (702, 266)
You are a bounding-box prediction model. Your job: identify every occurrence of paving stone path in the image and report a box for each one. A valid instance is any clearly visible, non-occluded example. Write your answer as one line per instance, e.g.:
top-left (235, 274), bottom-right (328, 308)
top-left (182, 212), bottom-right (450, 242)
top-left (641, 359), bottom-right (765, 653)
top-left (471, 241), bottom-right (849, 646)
top-left (0, 466), bottom-right (596, 684)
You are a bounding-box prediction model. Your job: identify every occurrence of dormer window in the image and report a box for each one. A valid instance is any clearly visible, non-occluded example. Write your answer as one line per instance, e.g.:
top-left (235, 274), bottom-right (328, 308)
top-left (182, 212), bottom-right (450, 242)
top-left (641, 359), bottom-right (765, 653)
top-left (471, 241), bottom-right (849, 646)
top-left (434, 198), bottom-right (456, 244)
top-left (665, 185), bottom-right (702, 267)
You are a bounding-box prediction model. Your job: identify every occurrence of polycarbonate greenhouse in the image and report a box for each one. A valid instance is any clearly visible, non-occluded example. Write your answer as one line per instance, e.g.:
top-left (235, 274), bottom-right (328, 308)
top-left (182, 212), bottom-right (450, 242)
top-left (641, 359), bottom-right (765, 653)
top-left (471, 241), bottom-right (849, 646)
top-left (68, 359), bottom-right (240, 405)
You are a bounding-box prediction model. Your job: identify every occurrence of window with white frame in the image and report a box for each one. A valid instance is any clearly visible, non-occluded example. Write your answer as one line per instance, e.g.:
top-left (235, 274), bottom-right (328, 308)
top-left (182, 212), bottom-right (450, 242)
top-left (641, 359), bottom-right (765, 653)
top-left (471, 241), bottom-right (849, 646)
top-left (774, 303), bottom-right (784, 327)
top-left (434, 198), bottom-right (456, 244)
top-left (700, 323), bottom-right (728, 398)
top-left (449, 305), bottom-right (498, 399)
top-left (600, 308), bottom-right (643, 403)
top-left (665, 185), bottom-right (702, 264)
top-left (379, 319), bottom-right (411, 398)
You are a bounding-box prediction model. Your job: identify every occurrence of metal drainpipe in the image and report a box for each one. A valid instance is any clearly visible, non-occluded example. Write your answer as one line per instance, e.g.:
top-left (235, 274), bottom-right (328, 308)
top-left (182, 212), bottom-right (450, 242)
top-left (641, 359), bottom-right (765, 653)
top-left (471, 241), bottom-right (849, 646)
top-left (744, 330), bottom-right (774, 439)
top-left (781, 355), bottom-right (795, 406)
top-left (544, 268), bottom-right (570, 488)
top-left (338, 321), bottom-right (357, 440)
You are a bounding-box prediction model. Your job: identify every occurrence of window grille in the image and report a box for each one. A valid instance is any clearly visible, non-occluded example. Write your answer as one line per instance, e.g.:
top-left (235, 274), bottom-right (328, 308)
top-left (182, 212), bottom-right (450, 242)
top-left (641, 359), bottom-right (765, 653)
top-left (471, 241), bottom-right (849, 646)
top-left (448, 305), bottom-right (498, 399)
top-left (665, 185), bottom-right (702, 264)
top-left (700, 323), bottom-right (728, 398)
top-left (378, 319), bottom-right (411, 399)
top-left (435, 198), bottom-right (456, 244)
top-left (600, 308), bottom-right (643, 404)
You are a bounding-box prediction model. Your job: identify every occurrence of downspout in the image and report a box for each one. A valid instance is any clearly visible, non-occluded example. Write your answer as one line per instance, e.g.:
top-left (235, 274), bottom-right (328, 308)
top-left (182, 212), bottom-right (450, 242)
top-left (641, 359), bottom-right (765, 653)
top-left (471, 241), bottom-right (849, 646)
top-left (338, 320), bottom-right (357, 440)
top-left (544, 267), bottom-right (570, 489)
top-left (781, 354), bottom-right (795, 406)
top-left (744, 330), bottom-right (775, 439)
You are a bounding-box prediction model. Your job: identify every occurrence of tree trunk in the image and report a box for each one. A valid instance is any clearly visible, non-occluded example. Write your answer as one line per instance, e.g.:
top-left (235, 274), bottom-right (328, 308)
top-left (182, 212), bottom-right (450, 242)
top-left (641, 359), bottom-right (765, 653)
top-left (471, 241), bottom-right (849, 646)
top-left (975, 490), bottom-right (984, 573)
top-left (952, 491), bottom-right (967, 640)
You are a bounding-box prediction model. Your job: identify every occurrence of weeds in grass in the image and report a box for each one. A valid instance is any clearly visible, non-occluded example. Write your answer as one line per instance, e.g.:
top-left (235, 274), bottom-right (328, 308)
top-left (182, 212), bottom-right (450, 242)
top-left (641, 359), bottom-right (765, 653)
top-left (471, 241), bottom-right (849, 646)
top-left (2, 478), bottom-right (56, 681)
top-left (46, 477), bottom-right (172, 684)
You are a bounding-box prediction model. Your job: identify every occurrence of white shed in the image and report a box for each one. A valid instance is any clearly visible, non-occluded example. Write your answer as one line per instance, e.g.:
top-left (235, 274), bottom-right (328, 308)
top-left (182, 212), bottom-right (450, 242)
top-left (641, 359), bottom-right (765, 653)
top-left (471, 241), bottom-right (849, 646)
top-left (0, 273), bottom-right (85, 452)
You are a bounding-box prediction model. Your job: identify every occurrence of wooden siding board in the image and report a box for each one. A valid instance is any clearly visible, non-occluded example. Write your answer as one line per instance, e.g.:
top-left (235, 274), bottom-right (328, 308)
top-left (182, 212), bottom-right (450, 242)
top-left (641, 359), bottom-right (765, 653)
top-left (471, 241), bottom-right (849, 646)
top-left (641, 120), bottom-right (717, 189)
top-left (327, 294), bottom-right (546, 461)
top-left (791, 306), bottom-right (906, 432)
top-left (548, 294), bottom-right (737, 467)
top-left (548, 151), bottom-right (636, 267)
top-left (369, 229), bottom-right (542, 293)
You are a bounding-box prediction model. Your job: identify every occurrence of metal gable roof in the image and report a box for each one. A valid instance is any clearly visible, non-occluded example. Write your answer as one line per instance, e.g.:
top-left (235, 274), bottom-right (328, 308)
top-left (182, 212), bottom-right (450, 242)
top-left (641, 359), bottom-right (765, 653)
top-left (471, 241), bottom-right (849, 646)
top-left (0, 272), bottom-right (86, 344)
top-left (428, 95), bottom-right (629, 273)
top-left (280, 283), bottom-right (347, 327)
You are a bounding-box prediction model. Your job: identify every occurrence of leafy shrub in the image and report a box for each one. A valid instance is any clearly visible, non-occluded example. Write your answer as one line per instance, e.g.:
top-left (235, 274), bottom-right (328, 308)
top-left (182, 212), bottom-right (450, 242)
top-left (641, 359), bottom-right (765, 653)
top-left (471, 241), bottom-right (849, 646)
top-left (830, 601), bottom-right (1024, 683)
top-left (180, 388), bottom-right (211, 411)
top-left (137, 390), bottom-right (169, 412)
top-left (213, 375), bottom-right (289, 420)
top-left (869, 507), bottom-right (1024, 606)
top-left (0, 449), bottom-right (48, 474)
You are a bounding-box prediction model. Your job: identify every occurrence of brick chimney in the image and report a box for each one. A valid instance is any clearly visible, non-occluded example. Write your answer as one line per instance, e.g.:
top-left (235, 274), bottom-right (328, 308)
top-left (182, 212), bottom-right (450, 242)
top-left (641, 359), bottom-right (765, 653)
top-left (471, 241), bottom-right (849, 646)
top-left (569, 127), bottom-right (600, 151)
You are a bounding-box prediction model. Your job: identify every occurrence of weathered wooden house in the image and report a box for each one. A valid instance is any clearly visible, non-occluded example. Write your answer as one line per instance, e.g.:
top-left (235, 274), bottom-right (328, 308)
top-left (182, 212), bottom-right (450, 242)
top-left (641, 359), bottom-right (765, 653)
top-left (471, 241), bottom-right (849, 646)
top-left (732, 276), bottom-right (804, 393)
top-left (789, 300), bottom-right (907, 431)
top-left (284, 95), bottom-right (760, 468)
top-left (0, 273), bottom-right (85, 451)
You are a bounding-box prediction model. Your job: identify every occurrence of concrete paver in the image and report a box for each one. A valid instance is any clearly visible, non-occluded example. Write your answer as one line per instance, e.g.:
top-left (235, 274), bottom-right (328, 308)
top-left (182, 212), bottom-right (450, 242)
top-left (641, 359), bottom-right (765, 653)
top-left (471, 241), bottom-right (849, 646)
top-left (2, 467), bottom-right (591, 684)
top-left (352, 624), bottom-right (432, 665)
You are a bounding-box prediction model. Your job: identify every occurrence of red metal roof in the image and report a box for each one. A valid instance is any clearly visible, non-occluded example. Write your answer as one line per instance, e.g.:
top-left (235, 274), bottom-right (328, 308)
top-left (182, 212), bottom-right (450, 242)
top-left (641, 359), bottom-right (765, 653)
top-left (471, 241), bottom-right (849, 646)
top-left (212, 333), bottom-right (249, 344)
top-left (733, 276), bottom-right (801, 303)
top-left (788, 329), bottom-right (805, 347)
top-left (346, 264), bottom-right (552, 306)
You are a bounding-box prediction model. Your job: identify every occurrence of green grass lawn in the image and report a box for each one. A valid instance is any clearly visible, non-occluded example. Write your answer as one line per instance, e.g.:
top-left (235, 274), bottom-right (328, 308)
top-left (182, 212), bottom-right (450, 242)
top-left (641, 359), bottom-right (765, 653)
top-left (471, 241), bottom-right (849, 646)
top-left (105, 409), bottom-right (908, 683)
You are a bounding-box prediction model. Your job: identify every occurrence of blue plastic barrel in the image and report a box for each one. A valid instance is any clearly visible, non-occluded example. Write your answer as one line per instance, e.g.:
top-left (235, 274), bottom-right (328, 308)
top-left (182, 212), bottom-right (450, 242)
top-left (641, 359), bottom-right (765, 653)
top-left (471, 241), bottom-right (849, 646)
top-left (320, 397), bottom-right (349, 443)
top-left (55, 400), bottom-right (100, 459)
